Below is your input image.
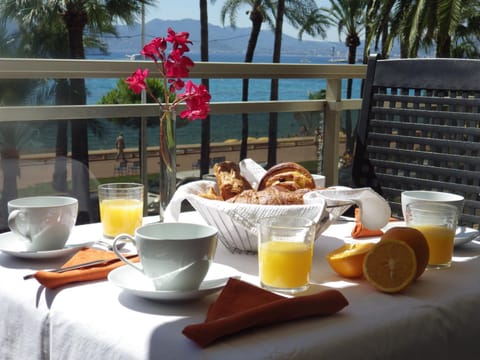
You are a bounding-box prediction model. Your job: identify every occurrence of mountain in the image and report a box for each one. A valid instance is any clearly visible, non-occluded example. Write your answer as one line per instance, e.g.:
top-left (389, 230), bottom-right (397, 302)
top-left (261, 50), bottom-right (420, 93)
top-left (103, 18), bottom-right (347, 58)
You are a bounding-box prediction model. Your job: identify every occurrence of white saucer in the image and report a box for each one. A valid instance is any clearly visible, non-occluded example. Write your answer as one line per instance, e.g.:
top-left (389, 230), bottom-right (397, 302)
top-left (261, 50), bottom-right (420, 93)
top-left (383, 222), bottom-right (479, 247)
top-left (0, 232), bottom-right (92, 260)
top-left (454, 226), bottom-right (479, 247)
top-left (108, 262), bottom-right (240, 301)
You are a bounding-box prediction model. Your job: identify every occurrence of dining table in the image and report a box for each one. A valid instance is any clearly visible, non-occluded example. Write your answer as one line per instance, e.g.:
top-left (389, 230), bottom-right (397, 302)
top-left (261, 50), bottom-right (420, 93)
top-left (1, 211), bottom-right (480, 360)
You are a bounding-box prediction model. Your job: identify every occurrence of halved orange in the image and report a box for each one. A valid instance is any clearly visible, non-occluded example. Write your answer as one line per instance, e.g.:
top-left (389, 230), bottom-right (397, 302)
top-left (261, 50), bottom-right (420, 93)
top-left (326, 242), bottom-right (376, 278)
top-left (381, 226), bottom-right (429, 280)
top-left (363, 239), bottom-right (417, 293)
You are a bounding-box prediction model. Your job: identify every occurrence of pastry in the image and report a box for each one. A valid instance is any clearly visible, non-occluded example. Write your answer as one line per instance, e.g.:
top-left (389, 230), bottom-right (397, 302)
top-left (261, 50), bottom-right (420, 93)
top-left (198, 187), bottom-right (223, 201)
top-left (213, 161), bottom-right (252, 200)
top-left (258, 162), bottom-right (315, 191)
top-left (227, 186), bottom-right (311, 205)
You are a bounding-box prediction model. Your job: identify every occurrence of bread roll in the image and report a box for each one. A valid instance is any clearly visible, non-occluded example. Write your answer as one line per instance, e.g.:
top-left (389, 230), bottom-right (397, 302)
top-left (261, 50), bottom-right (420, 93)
top-left (227, 186), bottom-right (310, 205)
top-left (258, 162), bottom-right (315, 191)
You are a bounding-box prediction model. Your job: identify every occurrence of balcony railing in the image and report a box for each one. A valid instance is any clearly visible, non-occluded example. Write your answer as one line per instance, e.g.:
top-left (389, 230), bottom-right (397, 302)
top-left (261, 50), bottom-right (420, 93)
top-left (0, 58), bottom-right (366, 184)
top-left (0, 58), bottom-right (366, 227)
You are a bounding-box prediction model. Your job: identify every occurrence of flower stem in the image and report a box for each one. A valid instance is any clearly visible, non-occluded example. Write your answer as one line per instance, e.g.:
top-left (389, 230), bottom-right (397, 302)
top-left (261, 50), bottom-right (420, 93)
top-left (159, 110), bottom-right (174, 172)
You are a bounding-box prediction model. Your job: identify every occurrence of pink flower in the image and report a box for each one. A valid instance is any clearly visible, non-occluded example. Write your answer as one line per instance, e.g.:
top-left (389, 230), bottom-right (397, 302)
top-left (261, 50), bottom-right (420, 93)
top-left (166, 27), bottom-right (192, 53)
top-left (165, 49), bottom-right (194, 79)
top-left (168, 78), bottom-right (185, 93)
top-left (126, 28), bottom-right (210, 120)
top-left (125, 29), bottom-right (211, 170)
top-left (179, 81), bottom-right (211, 120)
top-left (125, 68), bottom-right (149, 94)
top-left (140, 37), bottom-right (166, 61)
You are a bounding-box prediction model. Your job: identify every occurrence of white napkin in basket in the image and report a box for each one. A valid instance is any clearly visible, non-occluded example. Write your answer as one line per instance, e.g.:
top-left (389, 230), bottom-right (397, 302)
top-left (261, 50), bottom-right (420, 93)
top-left (303, 187), bottom-right (391, 230)
top-left (239, 158), bottom-right (266, 190)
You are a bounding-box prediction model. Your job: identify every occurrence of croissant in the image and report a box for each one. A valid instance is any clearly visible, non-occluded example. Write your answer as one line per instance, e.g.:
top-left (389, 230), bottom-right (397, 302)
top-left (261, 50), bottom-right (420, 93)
top-left (227, 186), bottom-right (311, 205)
top-left (258, 162), bottom-right (315, 191)
top-left (213, 161), bottom-right (252, 200)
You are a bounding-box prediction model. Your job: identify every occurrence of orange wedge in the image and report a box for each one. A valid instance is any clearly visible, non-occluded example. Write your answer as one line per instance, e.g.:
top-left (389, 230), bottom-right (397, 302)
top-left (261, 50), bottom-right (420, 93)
top-left (363, 239), bottom-right (417, 293)
top-left (326, 242), bottom-right (376, 278)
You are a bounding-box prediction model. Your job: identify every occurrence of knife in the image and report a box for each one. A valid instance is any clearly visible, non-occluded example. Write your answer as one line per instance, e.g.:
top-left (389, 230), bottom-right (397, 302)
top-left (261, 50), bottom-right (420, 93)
top-left (23, 254), bottom-right (137, 280)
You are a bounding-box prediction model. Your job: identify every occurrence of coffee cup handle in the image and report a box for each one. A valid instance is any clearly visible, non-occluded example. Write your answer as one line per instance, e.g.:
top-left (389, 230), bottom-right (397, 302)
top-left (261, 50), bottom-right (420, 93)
top-left (8, 209), bottom-right (30, 242)
top-left (112, 234), bottom-right (142, 273)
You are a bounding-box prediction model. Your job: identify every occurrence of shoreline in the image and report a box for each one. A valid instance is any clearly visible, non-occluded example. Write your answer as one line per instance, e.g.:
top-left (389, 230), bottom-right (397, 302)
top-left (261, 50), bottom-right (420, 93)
top-left (12, 136), bottom-right (331, 189)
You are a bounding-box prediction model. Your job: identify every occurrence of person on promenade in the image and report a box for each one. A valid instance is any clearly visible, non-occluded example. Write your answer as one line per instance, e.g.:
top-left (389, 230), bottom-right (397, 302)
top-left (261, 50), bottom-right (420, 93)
top-left (115, 133), bottom-right (126, 162)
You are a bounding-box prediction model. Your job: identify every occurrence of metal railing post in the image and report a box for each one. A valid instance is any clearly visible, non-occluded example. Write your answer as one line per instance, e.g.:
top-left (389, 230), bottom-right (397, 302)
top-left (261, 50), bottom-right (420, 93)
top-left (323, 79), bottom-right (342, 186)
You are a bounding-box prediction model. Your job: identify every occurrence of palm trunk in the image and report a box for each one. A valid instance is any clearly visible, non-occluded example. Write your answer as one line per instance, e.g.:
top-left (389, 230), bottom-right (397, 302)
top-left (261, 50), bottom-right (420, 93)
top-left (200, 0), bottom-right (210, 177)
top-left (345, 45), bottom-right (357, 154)
top-left (240, 2), bottom-right (263, 161)
top-left (52, 79), bottom-right (69, 192)
top-left (267, 0), bottom-right (285, 168)
top-left (64, 10), bottom-right (91, 224)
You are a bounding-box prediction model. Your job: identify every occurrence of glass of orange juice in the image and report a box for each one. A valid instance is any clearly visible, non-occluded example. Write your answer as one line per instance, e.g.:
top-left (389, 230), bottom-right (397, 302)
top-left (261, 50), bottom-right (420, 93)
top-left (258, 216), bottom-right (315, 294)
top-left (98, 183), bottom-right (144, 238)
top-left (405, 202), bottom-right (458, 269)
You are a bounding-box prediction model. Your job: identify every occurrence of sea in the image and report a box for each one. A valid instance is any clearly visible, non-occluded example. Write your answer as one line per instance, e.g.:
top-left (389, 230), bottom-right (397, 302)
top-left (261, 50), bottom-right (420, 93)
top-left (22, 52), bottom-right (363, 153)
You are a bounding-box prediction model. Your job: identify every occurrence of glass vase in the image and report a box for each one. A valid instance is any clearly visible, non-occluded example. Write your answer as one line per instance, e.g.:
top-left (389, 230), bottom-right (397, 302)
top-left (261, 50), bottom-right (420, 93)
top-left (158, 110), bottom-right (176, 222)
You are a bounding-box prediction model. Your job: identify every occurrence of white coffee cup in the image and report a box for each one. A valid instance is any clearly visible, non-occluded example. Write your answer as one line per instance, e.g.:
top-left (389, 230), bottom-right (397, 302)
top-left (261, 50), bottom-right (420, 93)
top-left (401, 190), bottom-right (464, 220)
top-left (113, 222), bottom-right (218, 291)
top-left (312, 174), bottom-right (326, 188)
top-left (8, 196), bottom-right (78, 251)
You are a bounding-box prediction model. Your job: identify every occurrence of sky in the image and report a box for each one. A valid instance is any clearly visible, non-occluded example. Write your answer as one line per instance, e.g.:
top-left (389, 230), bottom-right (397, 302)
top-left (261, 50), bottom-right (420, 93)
top-left (144, 1), bottom-right (338, 42)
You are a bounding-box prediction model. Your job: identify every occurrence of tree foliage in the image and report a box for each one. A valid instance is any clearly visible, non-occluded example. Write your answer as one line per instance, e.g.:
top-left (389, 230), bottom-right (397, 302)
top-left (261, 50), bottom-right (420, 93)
top-left (98, 78), bottom-right (189, 129)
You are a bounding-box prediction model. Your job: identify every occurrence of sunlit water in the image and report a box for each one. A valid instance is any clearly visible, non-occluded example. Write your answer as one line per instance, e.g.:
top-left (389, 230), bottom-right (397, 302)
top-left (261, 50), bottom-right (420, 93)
top-left (20, 53), bottom-right (362, 153)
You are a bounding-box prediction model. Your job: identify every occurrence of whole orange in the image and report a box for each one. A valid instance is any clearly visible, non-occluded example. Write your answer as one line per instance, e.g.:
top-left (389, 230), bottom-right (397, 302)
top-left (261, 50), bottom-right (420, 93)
top-left (326, 242), bottom-right (376, 278)
top-left (381, 226), bottom-right (429, 280)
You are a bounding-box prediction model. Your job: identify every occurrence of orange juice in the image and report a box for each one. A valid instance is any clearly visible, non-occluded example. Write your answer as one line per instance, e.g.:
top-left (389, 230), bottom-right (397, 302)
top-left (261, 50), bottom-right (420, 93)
top-left (413, 225), bottom-right (455, 266)
top-left (100, 199), bottom-right (143, 237)
top-left (259, 240), bottom-right (313, 290)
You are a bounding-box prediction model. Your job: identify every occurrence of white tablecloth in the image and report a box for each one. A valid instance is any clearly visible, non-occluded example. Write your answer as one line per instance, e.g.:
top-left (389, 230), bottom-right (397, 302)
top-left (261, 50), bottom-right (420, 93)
top-left (1, 213), bottom-right (480, 360)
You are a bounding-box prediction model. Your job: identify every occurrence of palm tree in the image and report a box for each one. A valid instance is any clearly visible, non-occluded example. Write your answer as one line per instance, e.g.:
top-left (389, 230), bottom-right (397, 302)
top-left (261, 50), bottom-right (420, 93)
top-left (213, 0), bottom-right (327, 161)
top-left (410, 0), bottom-right (480, 58)
top-left (368, 0), bottom-right (480, 59)
top-left (267, 0), bottom-right (329, 167)
top-left (326, 0), bottom-right (367, 155)
top-left (450, 0), bottom-right (480, 58)
top-left (365, 0), bottom-right (407, 59)
top-left (1, 0), bottom-right (152, 223)
top-left (212, 0), bottom-right (270, 160)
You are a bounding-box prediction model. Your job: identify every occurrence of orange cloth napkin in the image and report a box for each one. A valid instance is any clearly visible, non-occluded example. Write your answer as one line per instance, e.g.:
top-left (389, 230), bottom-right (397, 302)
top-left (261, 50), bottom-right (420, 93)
top-left (34, 248), bottom-right (139, 289)
top-left (182, 278), bottom-right (349, 347)
top-left (351, 207), bottom-right (385, 238)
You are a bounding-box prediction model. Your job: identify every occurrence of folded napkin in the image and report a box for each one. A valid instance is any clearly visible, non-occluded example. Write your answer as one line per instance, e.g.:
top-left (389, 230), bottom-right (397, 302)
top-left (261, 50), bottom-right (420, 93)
top-left (182, 278), bottom-right (349, 347)
top-left (351, 208), bottom-right (400, 239)
top-left (351, 208), bottom-right (384, 238)
top-left (34, 248), bottom-right (139, 289)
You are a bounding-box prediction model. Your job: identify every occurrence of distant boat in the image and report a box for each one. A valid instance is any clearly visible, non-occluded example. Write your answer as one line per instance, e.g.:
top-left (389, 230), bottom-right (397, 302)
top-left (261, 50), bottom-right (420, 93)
top-left (329, 58), bottom-right (348, 63)
top-left (300, 58), bottom-right (311, 63)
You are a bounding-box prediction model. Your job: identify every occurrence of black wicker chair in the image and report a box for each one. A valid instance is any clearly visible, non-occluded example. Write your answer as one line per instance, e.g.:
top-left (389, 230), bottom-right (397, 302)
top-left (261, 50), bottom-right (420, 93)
top-left (352, 54), bottom-right (480, 227)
